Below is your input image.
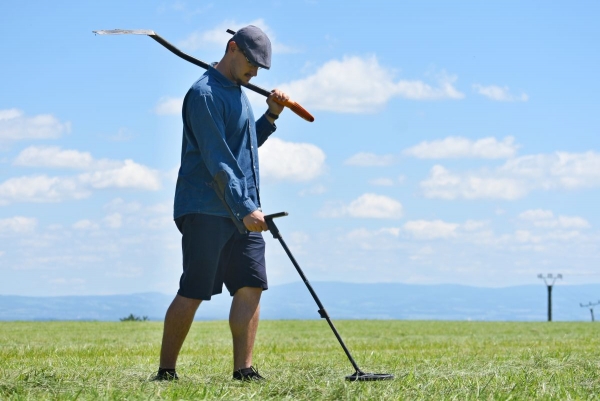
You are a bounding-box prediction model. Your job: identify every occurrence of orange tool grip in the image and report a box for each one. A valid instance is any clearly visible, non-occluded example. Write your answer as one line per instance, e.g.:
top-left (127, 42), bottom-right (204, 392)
top-left (273, 98), bottom-right (315, 122)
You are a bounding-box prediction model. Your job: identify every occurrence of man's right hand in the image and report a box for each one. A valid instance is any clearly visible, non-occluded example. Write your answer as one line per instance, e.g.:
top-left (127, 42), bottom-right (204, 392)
top-left (243, 210), bottom-right (268, 232)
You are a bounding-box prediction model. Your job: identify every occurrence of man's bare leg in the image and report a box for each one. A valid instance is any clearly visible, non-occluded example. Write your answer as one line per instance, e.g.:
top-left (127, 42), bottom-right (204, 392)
top-left (229, 286), bottom-right (262, 370)
top-left (159, 294), bottom-right (202, 369)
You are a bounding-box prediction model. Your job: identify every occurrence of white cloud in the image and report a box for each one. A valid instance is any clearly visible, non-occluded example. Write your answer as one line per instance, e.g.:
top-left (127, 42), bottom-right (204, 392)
top-left (15, 146), bottom-right (145, 172)
top-left (518, 209), bottom-right (590, 229)
top-left (8, 144), bottom-right (162, 201)
top-left (519, 209), bottom-right (554, 221)
top-left (154, 97), bottom-right (183, 116)
top-left (74, 198), bottom-right (171, 234)
top-left (242, 90), bottom-right (271, 117)
top-left (367, 175), bottom-right (405, 187)
top-left (72, 220), bottom-right (99, 230)
top-left (420, 151), bottom-right (600, 200)
top-left (259, 138), bottom-right (326, 182)
top-left (280, 57), bottom-right (464, 113)
top-left (14, 146), bottom-right (97, 169)
top-left (463, 220), bottom-right (488, 231)
top-left (179, 19), bottom-right (295, 54)
top-left (78, 160), bottom-right (161, 190)
top-left (320, 193), bottom-right (403, 219)
top-left (347, 194), bottom-right (403, 218)
top-left (342, 227), bottom-right (402, 251)
top-left (403, 220), bottom-right (459, 239)
top-left (339, 218), bottom-right (489, 251)
top-left (104, 213), bottom-right (123, 229)
top-left (404, 136), bottom-right (518, 159)
top-left (336, 212), bottom-right (590, 259)
top-left (555, 216), bottom-right (591, 229)
top-left (2, 152), bottom-right (161, 205)
top-left (500, 151), bottom-right (600, 189)
top-left (0, 216), bottom-right (37, 235)
top-left (369, 178), bottom-right (395, 186)
top-left (420, 165), bottom-right (526, 200)
top-left (49, 278), bottom-right (86, 285)
top-left (473, 84), bottom-right (528, 102)
top-left (103, 198), bottom-right (143, 213)
top-left (344, 152), bottom-right (396, 166)
top-left (298, 184), bottom-right (327, 197)
top-left (0, 109), bottom-right (22, 120)
top-left (346, 227), bottom-right (401, 241)
top-left (0, 175), bottom-right (90, 205)
top-left (0, 109), bottom-right (71, 142)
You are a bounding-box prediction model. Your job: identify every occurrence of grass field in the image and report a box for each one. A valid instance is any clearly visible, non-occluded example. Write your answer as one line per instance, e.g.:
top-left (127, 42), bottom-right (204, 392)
top-left (1, 320), bottom-right (599, 400)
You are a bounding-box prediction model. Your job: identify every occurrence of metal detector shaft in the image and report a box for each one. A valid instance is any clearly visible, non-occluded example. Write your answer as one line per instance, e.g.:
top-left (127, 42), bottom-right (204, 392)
top-left (92, 29), bottom-right (314, 122)
top-left (264, 212), bottom-right (363, 374)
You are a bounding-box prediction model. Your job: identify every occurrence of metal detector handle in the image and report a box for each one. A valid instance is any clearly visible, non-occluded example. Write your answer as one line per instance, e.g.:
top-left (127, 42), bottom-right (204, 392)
top-left (264, 211), bottom-right (288, 238)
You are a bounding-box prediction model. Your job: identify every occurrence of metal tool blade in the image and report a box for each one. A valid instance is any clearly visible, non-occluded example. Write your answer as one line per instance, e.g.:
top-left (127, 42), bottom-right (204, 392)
top-left (93, 29), bottom-right (156, 36)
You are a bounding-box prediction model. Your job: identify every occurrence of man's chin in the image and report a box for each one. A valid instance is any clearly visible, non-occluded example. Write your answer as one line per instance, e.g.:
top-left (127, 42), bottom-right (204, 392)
top-left (236, 75), bottom-right (253, 85)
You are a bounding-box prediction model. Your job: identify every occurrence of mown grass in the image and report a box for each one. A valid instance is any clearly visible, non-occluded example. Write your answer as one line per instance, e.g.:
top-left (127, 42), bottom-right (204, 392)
top-left (1, 320), bottom-right (599, 400)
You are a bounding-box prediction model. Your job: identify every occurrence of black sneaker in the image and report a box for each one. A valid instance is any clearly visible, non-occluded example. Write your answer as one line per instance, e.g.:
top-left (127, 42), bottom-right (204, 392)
top-left (233, 366), bottom-right (265, 381)
top-left (151, 368), bottom-right (179, 381)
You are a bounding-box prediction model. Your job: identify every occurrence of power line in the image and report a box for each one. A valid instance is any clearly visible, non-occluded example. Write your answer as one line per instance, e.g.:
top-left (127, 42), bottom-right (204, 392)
top-left (538, 273), bottom-right (562, 322)
top-left (580, 301), bottom-right (600, 322)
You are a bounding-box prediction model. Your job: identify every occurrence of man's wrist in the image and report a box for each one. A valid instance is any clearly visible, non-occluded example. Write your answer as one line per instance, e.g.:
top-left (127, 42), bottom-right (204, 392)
top-left (266, 111), bottom-right (279, 120)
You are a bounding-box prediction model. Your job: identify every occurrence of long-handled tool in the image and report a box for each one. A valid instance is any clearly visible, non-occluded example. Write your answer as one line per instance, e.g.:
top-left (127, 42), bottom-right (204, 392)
top-left (92, 29), bottom-right (314, 122)
top-left (264, 212), bottom-right (394, 381)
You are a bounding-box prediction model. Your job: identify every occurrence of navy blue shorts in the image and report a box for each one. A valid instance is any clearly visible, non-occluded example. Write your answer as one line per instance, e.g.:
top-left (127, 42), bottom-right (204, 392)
top-left (175, 213), bottom-right (268, 300)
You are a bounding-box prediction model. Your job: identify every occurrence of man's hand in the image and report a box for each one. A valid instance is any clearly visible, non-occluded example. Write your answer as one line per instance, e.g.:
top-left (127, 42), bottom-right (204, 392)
top-left (265, 89), bottom-right (289, 122)
top-left (243, 210), bottom-right (268, 232)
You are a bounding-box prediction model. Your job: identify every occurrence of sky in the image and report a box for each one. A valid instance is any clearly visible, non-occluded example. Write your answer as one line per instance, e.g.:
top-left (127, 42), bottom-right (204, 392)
top-left (1, 1), bottom-right (600, 297)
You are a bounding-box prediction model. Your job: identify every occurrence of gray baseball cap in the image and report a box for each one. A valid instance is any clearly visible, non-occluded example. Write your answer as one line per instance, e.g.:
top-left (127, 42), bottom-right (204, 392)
top-left (230, 25), bottom-right (272, 70)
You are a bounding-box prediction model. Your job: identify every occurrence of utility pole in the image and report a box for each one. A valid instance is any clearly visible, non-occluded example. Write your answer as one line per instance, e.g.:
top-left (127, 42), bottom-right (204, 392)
top-left (537, 273), bottom-right (562, 322)
top-left (580, 301), bottom-right (600, 322)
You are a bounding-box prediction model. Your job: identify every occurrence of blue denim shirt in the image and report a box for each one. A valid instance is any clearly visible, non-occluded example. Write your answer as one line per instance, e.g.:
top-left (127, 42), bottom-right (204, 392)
top-left (174, 66), bottom-right (276, 221)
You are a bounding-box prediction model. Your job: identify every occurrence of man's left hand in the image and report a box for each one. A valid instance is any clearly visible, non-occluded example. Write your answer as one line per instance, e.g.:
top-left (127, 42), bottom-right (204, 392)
top-left (266, 89), bottom-right (289, 119)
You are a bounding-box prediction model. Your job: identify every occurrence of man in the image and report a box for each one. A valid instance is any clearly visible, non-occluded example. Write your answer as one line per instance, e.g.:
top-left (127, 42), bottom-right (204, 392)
top-left (153, 25), bottom-right (289, 382)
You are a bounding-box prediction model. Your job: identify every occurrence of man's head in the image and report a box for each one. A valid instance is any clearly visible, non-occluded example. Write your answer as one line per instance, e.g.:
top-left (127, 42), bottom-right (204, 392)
top-left (217, 25), bottom-right (271, 85)
top-left (227, 25), bottom-right (272, 70)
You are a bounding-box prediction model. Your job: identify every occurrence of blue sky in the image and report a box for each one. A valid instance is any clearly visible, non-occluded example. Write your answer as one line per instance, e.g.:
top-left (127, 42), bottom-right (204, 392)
top-left (1, 1), bottom-right (599, 297)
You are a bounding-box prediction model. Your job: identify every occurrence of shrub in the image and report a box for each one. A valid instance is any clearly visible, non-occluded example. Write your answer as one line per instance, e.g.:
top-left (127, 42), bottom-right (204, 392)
top-left (119, 313), bottom-right (148, 322)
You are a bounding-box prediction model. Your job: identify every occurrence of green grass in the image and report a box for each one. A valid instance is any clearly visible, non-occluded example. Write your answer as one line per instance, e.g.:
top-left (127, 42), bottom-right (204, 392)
top-left (1, 320), bottom-right (599, 400)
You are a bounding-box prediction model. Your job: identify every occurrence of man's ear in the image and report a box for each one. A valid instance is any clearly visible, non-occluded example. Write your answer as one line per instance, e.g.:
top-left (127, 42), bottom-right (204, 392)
top-left (227, 40), bottom-right (237, 53)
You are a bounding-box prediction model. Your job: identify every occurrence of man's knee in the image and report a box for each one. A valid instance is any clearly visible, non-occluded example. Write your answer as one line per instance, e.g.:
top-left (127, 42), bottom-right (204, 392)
top-left (172, 294), bottom-right (202, 311)
top-left (233, 286), bottom-right (263, 299)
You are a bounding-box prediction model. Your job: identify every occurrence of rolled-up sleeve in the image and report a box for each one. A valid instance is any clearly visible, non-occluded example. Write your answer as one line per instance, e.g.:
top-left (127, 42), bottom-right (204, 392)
top-left (255, 113), bottom-right (276, 147)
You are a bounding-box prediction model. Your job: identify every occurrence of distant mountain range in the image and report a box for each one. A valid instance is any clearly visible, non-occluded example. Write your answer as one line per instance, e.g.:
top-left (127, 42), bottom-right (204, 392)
top-left (1, 282), bottom-right (599, 322)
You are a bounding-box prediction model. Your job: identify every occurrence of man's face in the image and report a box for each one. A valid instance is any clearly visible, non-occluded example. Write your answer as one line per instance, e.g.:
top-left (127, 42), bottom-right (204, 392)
top-left (231, 44), bottom-right (259, 85)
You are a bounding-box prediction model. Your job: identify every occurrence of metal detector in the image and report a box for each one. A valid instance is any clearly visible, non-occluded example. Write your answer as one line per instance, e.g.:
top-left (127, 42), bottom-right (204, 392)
top-left (265, 212), bottom-right (394, 381)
